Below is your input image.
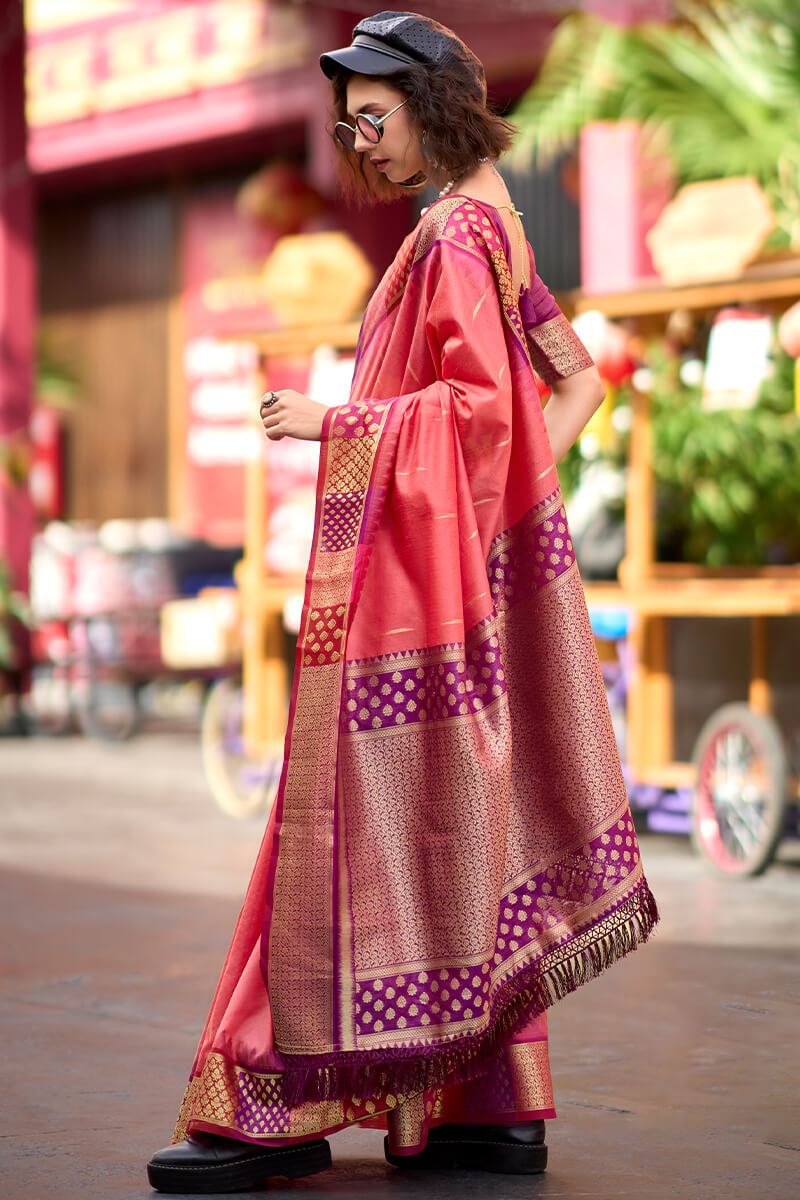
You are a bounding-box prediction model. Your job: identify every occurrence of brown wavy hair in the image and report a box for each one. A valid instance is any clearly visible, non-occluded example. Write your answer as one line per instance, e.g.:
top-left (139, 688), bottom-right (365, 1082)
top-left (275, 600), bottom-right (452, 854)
top-left (328, 58), bottom-right (517, 204)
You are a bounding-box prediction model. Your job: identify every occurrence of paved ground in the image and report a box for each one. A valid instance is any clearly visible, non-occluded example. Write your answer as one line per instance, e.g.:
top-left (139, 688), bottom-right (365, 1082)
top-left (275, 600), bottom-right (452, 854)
top-left (1, 730), bottom-right (799, 1200)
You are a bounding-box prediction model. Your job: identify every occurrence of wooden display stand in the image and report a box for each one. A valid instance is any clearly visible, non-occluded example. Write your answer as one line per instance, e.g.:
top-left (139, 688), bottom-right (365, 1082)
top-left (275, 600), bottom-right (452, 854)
top-left (569, 261), bottom-right (800, 791)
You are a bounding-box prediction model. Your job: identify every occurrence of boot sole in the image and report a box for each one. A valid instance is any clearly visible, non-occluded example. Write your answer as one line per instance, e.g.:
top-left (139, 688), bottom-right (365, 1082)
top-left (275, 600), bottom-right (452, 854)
top-left (384, 1134), bottom-right (547, 1175)
top-left (147, 1139), bottom-right (332, 1194)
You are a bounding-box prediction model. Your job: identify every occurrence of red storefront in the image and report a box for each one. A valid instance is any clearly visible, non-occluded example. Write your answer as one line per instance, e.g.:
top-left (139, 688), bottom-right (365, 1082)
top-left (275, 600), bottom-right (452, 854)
top-left (27, 0), bottom-right (376, 541)
top-left (19, 1), bottom-right (563, 540)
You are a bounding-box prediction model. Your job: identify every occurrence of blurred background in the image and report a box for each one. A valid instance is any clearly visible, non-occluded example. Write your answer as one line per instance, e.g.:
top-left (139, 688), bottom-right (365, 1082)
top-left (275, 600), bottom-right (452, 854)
top-left (2, 6), bottom-right (799, 1197)
top-left (1, 0), bottom-right (799, 878)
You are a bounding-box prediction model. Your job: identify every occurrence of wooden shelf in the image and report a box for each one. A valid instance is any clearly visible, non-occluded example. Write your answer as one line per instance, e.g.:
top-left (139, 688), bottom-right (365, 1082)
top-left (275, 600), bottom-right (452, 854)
top-left (581, 582), bottom-right (626, 609)
top-left (635, 762), bottom-right (697, 790)
top-left (565, 258), bottom-right (800, 781)
top-left (584, 577), bottom-right (800, 618)
top-left (630, 579), bottom-right (800, 617)
top-left (565, 259), bottom-right (800, 318)
top-left (225, 321), bottom-right (362, 357)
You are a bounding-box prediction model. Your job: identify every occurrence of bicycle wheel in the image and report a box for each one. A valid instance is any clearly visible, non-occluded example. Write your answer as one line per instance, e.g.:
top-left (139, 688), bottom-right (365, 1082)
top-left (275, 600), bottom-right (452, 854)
top-left (25, 664), bottom-right (75, 736)
top-left (691, 703), bottom-right (788, 877)
top-left (201, 676), bottom-right (283, 819)
top-left (75, 677), bottom-right (140, 742)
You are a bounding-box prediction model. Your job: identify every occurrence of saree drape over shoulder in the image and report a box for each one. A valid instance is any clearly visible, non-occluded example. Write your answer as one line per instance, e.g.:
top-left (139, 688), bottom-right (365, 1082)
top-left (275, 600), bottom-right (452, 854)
top-left (174, 195), bottom-right (658, 1153)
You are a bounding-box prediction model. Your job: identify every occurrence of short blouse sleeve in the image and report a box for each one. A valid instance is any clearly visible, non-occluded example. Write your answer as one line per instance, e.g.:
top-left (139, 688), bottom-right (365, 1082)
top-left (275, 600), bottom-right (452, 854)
top-left (519, 257), bottom-right (594, 386)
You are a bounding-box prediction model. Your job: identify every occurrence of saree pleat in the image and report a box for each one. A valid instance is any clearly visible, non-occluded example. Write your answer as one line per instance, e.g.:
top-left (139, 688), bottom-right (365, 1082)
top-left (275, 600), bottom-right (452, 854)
top-left (173, 195), bottom-right (657, 1149)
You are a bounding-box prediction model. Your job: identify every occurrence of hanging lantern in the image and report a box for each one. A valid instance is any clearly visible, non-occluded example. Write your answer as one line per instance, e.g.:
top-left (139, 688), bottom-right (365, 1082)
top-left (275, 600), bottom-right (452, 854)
top-left (571, 311), bottom-right (636, 386)
top-left (568, 312), bottom-right (636, 454)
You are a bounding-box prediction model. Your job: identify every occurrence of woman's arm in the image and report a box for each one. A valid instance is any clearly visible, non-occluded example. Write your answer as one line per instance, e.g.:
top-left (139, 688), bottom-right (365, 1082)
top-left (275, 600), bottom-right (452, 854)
top-left (520, 249), bottom-right (604, 463)
top-left (542, 365), bottom-right (606, 464)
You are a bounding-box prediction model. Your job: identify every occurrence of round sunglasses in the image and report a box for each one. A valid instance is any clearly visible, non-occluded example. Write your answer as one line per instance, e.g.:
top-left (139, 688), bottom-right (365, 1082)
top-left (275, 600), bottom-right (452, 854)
top-left (334, 99), bottom-right (408, 152)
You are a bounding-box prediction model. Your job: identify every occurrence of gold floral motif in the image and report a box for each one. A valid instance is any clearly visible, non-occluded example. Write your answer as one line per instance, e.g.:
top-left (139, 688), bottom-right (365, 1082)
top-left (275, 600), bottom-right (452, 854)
top-left (192, 1054), bottom-right (238, 1127)
top-left (527, 312), bottom-right (593, 385)
top-left (174, 1053), bottom-right (347, 1141)
top-left (327, 432), bottom-right (377, 493)
top-left (507, 1040), bottom-right (554, 1112)
top-left (172, 1079), bottom-right (197, 1143)
top-left (487, 491), bottom-right (565, 563)
top-left (497, 567), bottom-right (627, 885)
top-left (412, 197), bottom-right (467, 263)
top-left (301, 604), bottom-right (347, 667)
top-left (387, 1090), bottom-right (429, 1151)
top-left (342, 700), bottom-right (512, 976)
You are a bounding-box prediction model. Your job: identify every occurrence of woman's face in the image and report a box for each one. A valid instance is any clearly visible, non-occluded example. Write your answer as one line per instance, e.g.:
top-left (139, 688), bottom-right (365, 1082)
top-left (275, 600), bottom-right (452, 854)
top-left (344, 75), bottom-right (427, 185)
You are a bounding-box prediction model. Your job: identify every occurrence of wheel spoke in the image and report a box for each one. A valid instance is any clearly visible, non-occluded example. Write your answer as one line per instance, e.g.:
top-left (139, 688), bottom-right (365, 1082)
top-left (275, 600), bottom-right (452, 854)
top-left (708, 730), bottom-right (770, 860)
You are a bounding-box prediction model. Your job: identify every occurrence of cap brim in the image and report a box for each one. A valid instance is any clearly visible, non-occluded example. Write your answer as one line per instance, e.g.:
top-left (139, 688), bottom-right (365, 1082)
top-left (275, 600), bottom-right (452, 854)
top-left (319, 43), bottom-right (410, 80)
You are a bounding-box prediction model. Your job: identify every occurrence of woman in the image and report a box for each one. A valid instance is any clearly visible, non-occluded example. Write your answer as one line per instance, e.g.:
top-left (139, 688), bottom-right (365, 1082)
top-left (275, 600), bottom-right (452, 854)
top-left (147, 12), bottom-right (658, 1193)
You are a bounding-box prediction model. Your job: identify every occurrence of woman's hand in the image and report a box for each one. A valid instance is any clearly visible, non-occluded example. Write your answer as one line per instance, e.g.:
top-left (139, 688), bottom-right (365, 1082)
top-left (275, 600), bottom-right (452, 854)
top-left (259, 390), bottom-right (328, 442)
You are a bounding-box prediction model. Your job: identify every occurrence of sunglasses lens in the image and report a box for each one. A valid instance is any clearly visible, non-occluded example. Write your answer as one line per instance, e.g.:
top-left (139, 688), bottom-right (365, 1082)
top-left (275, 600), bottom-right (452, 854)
top-left (356, 115), bottom-right (381, 143)
top-left (334, 122), bottom-right (357, 151)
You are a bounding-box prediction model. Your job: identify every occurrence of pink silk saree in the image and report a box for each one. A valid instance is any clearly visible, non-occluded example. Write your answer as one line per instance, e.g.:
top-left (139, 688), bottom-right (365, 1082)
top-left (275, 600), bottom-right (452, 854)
top-left (174, 195), bottom-right (658, 1154)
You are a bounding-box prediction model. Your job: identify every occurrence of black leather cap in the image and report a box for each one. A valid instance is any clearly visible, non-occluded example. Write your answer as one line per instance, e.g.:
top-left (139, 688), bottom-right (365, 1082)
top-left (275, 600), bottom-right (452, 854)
top-left (320, 10), bottom-right (474, 80)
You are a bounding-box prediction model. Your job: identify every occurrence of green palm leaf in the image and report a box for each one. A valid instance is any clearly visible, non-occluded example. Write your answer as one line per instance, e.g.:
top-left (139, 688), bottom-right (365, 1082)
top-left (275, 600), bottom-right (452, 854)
top-left (510, 0), bottom-right (800, 247)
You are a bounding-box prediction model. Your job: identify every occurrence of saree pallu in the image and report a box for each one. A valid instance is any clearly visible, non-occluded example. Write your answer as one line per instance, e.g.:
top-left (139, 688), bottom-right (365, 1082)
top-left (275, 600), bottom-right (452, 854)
top-left (174, 195), bottom-right (658, 1153)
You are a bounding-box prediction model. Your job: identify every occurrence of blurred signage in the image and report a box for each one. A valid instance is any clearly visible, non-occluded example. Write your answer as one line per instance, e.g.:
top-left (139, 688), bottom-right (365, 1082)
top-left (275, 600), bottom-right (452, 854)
top-left (702, 308), bottom-right (773, 411)
top-left (178, 190), bottom-right (356, 548)
top-left (260, 233), bottom-right (374, 327)
top-left (180, 188), bottom-right (279, 545)
top-left (27, 0), bottom-right (309, 127)
top-left (646, 177), bottom-right (775, 286)
top-left (25, 1), bottom-right (139, 33)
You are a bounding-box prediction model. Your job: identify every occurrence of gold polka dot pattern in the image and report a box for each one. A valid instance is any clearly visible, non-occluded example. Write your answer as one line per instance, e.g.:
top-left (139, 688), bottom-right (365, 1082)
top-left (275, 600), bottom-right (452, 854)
top-left (300, 605), bottom-right (346, 668)
top-left (487, 489), bottom-right (575, 608)
top-left (342, 618), bottom-right (505, 734)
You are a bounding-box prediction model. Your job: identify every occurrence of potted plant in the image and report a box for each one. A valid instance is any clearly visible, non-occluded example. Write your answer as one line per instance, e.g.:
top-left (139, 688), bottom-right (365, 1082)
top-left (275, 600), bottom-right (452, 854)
top-left (562, 337), bottom-right (800, 567)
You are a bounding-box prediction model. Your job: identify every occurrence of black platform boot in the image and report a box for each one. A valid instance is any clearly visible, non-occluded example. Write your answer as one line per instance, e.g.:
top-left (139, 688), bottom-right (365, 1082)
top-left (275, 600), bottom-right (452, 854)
top-left (147, 1132), bottom-right (332, 1193)
top-left (384, 1120), bottom-right (547, 1174)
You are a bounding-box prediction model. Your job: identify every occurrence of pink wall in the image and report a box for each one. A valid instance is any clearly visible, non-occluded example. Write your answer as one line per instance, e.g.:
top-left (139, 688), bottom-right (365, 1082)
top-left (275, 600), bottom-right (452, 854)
top-left (0, 0), bottom-right (35, 604)
top-left (588, 0), bottom-right (675, 22)
top-left (580, 121), bottom-right (674, 293)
